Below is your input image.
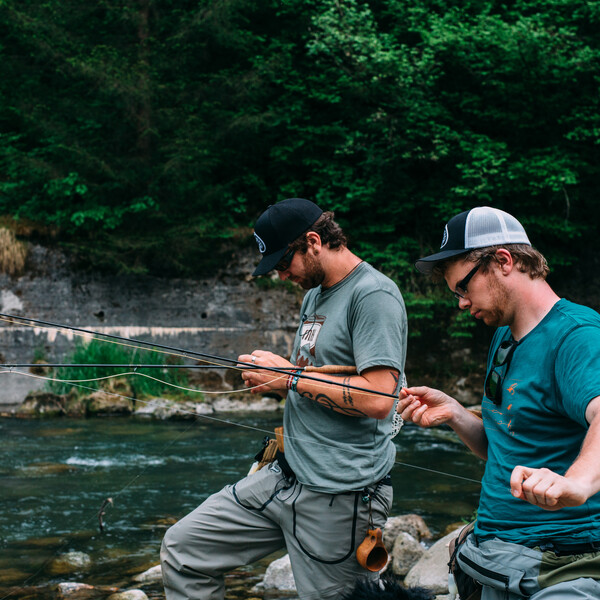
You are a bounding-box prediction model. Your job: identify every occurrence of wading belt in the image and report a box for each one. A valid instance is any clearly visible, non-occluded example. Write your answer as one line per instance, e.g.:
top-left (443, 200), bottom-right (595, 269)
top-left (538, 541), bottom-right (600, 556)
top-left (253, 426), bottom-right (295, 478)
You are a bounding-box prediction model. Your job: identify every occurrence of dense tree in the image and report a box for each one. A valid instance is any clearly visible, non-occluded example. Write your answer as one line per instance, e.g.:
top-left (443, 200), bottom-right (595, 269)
top-left (0, 0), bottom-right (598, 336)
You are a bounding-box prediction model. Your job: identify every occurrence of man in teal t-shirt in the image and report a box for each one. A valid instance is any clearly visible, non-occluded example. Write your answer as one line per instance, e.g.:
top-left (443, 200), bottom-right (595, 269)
top-left (398, 207), bottom-right (600, 600)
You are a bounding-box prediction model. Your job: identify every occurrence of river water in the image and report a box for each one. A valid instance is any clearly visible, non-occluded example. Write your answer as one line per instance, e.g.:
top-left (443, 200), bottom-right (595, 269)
top-left (0, 413), bottom-right (484, 598)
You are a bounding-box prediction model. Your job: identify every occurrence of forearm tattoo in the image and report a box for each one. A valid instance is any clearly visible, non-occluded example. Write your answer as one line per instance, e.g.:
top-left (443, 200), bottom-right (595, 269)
top-left (342, 376), bottom-right (353, 406)
top-left (300, 391), bottom-right (368, 417)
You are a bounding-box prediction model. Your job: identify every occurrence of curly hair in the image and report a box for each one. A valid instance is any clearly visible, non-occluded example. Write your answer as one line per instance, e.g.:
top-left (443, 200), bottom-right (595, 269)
top-left (288, 211), bottom-right (348, 253)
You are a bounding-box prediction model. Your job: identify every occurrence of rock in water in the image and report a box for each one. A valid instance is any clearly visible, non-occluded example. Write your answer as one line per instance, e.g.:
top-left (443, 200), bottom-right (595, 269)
top-left (107, 590), bottom-right (149, 600)
top-left (48, 552), bottom-right (92, 575)
top-left (132, 564), bottom-right (162, 583)
top-left (253, 554), bottom-right (296, 592)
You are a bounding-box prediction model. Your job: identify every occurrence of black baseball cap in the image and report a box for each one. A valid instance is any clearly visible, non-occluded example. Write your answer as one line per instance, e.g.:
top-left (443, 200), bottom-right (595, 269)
top-left (415, 207), bottom-right (531, 274)
top-left (252, 198), bottom-right (323, 276)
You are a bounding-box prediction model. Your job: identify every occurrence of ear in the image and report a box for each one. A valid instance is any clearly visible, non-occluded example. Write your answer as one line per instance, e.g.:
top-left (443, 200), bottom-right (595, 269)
top-left (305, 231), bottom-right (322, 253)
top-left (495, 249), bottom-right (514, 275)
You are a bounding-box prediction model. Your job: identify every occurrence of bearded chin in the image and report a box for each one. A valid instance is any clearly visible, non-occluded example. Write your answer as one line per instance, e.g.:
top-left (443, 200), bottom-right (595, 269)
top-left (301, 253), bottom-right (326, 289)
top-left (484, 275), bottom-right (510, 327)
top-left (483, 310), bottom-right (504, 328)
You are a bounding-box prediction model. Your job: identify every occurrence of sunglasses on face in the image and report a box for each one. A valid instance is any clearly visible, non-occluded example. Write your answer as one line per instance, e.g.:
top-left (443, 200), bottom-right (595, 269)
top-left (484, 338), bottom-right (518, 406)
top-left (454, 263), bottom-right (481, 300)
top-left (274, 247), bottom-right (296, 272)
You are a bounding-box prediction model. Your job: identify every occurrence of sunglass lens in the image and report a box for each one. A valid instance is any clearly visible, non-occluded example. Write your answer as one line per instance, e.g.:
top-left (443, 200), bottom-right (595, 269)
top-left (275, 248), bottom-right (294, 271)
top-left (485, 370), bottom-right (499, 400)
top-left (494, 341), bottom-right (514, 366)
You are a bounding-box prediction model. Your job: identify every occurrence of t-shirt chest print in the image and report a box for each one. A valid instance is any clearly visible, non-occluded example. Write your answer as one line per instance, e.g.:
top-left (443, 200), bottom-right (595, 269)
top-left (486, 374), bottom-right (522, 437)
top-left (295, 314), bottom-right (326, 368)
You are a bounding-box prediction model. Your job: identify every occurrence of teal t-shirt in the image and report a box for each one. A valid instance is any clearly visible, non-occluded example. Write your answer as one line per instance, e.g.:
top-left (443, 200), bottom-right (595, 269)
top-left (476, 299), bottom-right (600, 545)
top-left (283, 262), bottom-right (407, 494)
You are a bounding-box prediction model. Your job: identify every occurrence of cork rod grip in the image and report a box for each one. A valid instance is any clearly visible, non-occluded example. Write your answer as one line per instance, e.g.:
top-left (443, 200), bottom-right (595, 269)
top-left (303, 365), bottom-right (358, 374)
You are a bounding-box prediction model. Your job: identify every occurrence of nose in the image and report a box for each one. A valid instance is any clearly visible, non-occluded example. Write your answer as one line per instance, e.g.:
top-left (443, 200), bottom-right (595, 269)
top-left (278, 270), bottom-right (290, 281)
top-left (457, 296), bottom-right (471, 310)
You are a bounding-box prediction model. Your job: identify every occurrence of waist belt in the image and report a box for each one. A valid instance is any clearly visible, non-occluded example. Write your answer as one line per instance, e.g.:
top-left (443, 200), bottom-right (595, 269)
top-left (273, 450), bottom-right (392, 490)
top-left (538, 541), bottom-right (600, 556)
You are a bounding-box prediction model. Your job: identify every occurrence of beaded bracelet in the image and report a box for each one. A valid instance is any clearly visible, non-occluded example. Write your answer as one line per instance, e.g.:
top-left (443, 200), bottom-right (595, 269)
top-left (286, 372), bottom-right (294, 390)
top-left (289, 369), bottom-right (302, 393)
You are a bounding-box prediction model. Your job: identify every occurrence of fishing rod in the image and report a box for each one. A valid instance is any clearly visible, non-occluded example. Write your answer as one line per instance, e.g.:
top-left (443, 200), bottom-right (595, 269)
top-left (0, 313), bottom-right (399, 399)
top-left (0, 363), bottom-right (254, 369)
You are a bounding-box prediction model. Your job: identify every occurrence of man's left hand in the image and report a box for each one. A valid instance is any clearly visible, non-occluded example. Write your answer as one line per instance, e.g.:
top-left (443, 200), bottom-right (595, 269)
top-left (510, 466), bottom-right (592, 511)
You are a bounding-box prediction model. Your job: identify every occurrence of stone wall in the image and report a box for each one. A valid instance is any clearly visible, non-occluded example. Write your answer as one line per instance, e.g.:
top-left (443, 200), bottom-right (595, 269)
top-left (0, 244), bottom-right (302, 405)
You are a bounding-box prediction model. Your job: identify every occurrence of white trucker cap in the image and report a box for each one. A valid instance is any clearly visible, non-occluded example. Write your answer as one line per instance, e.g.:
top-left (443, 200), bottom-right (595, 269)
top-left (415, 206), bottom-right (531, 274)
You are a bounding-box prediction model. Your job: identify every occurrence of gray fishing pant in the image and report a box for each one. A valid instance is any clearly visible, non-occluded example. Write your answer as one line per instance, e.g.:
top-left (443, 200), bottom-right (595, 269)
top-left (160, 460), bottom-right (392, 600)
top-left (457, 533), bottom-right (600, 599)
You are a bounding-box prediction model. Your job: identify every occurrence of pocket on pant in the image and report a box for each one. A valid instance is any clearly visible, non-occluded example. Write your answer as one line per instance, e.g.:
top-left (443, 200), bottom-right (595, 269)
top-left (457, 536), bottom-right (538, 596)
top-left (292, 488), bottom-right (361, 564)
top-left (231, 463), bottom-right (289, 511)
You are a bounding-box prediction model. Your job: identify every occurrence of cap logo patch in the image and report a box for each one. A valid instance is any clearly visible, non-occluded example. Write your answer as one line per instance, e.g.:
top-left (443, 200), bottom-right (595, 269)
top-left (440, 225), bottom-right (449, 249)
top-left (254, 233), bottom-right (266, 254)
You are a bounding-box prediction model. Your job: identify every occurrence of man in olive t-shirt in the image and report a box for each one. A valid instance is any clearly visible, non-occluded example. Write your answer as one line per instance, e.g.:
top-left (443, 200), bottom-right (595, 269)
top-left (161, 198), bottom-right (407, 600)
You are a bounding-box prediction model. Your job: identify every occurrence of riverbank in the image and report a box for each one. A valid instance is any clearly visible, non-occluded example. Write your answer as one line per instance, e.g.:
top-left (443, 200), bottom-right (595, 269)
top-left (1, 387), bottom-right (283, 419)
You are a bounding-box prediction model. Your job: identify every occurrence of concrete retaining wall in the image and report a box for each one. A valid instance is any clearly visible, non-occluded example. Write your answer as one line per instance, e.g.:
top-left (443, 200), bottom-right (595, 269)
top-left (0, 244), bottom-right (302, 405)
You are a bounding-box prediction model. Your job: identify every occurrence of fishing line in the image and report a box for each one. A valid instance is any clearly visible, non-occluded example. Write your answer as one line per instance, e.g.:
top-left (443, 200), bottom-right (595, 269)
top-left (0, 314), bottom-right (241, 372)
top-left (0, 367), bottom-right (286, 395)
top-left (0, 361), bottom-right (391, 401)
top-left (0, 363), bottom-right (260, 369)
top-left (0, 313), bottom-right (399, 400)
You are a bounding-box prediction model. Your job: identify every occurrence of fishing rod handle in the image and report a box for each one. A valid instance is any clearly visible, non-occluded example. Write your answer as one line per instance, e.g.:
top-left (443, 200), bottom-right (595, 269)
top-left (304, 365), bottom-right (357, 374)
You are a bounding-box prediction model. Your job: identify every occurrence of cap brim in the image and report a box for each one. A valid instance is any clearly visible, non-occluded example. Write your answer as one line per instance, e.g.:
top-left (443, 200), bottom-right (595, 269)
top-left (415, 248), bottom-right (470, 274)
top-left (252, 246), bottom-right (288, 276)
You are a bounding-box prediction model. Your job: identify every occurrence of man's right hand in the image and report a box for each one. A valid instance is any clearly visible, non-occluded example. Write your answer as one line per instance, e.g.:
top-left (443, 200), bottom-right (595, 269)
top-left (398, 386), bottom-right (488, 460)
top-left (396, 386), bottom-right (459, 427)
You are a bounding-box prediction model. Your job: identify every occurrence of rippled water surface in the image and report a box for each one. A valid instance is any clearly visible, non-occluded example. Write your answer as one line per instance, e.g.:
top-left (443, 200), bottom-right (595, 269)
top-left (0, 414), bottom-right (484, 596)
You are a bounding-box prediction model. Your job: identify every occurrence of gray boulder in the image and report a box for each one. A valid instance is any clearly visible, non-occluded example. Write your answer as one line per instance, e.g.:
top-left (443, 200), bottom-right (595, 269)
top-left (383, 514), bottom-right (432, 548)
top-left (253, 554), bottom-right (296, 593)
top-left (390, 531), bottom-right (426, 576)
top-left (56, 582), bottom-right (118, 600)
top-left (211, 396), bottom-right (281, 412)
top-left (132, 564), bottom-right (162, 583)
top-left (404, 528), bottom-right (461, 595)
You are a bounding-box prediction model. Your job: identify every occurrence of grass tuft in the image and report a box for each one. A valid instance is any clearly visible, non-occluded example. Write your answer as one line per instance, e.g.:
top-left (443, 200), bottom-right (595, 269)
top-left (46, 339), bottom-right (196, 399)
top-left (0, 228), bottom-right (27, 275)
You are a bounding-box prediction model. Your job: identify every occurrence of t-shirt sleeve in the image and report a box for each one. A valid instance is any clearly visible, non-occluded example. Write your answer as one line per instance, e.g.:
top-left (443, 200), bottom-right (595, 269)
top-left (350, 288), bottom-right (407, 375)
top-left (555, 325), bottom-right (600, 427)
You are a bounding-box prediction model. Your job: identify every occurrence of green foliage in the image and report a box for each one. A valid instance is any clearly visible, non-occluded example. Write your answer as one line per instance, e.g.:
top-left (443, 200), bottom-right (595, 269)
top-left (1, 0), bottom-right (599, 336)
top-left (46, 339), bottom-right (193, 399)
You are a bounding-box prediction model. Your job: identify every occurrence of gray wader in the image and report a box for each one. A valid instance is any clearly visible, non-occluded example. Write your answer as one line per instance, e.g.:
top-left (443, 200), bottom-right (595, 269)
top-left (458, 533), bottom-right (600, 599)
top-left (160, 460), bottom-right (392, 600)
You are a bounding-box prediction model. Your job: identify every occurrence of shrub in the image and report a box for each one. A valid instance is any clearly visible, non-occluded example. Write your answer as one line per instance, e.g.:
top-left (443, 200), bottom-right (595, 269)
top-left (46, 339), bottom-right (195, 399)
